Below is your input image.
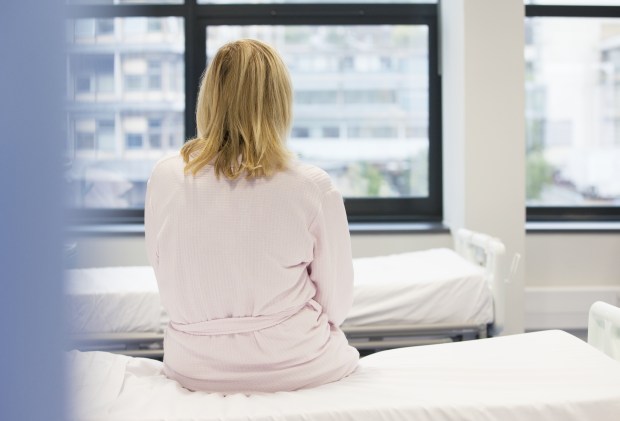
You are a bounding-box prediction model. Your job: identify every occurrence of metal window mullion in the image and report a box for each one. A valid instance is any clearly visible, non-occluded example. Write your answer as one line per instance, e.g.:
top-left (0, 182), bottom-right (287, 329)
top-left (66, 5), bottom-right (186, 19)
top-left (427, 16), bottom-right (443, 220)
top-left (185, 1), bottom-right (202, 141)
top-left (526, 5), bottom-right (620, 18)
top-left (195, 3), bottom-right (437, 20)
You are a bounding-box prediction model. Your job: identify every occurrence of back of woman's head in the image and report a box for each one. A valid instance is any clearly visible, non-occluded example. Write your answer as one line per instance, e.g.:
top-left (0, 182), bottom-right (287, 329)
top-left (181, 39), bottom-right (293, 179)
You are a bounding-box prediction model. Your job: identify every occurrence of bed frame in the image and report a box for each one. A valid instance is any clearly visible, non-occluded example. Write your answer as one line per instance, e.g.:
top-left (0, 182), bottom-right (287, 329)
top-left (345, 228), bottom-right (506, 352)
top-left (71, 228), bottom-right (506, 357)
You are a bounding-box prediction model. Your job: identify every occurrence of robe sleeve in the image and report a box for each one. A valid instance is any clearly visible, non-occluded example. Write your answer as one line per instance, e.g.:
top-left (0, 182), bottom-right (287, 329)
top-left (144, 178), bottom-right (158, 269)
top-left (307, 188), bottom-right (354, 326)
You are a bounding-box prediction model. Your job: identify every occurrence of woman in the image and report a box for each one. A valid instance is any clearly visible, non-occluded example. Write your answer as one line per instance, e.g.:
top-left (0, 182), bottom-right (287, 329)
top-left (145, 39), bottom-right (359, 393)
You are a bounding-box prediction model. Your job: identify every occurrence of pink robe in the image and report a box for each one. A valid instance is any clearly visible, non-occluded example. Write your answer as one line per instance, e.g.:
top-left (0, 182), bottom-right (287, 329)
top-left (145, 155), bottom-right (359, 393)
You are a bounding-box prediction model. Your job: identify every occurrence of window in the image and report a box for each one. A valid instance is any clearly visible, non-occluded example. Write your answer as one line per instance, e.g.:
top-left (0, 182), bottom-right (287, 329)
top-left (322, 126), bottom-right (340, 138)
top-left (124, 74), bottom-right (144, 91)
top-left (74, 19), bottom-right (95, 38)
top-left (66, 17), bottom-right (184, 211)
top-left (206, 21), bottom-right (439, 215)
top-left (72, 118), bottom-right (115, 152)
top-left (291, 127), bottom-right (310, 138)
top-left (295, 91), bottom-right (338, 105)
top-left (97, 119), bottom-right (115, 151)
top-left (344, 90), bottom-right (397, 105)
top-left (148, 118), bottom-right (163, 148)
top-left (147, 60), bottom-right (162, 90)
top-left (69, 54), bottom-right (114, 98)
top-left (147, 18), bottom-right (163, 33)
top-left (75, 76), bottom-right (92, 93)
top-left (76, 132), bottom-right (95, 150)
top-left (96, 19), bottom-right (114, 35)
top-left (526, 2), bottom-right (620, 220)
top-left (66, 3), bottom-right (440, 223)
top-left (126, 133), bottom-right (143, 149)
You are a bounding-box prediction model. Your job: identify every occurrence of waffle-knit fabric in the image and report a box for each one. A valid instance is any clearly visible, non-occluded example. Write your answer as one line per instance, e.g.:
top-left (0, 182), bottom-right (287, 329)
top-left (145, 154), bottom-right (359, 393)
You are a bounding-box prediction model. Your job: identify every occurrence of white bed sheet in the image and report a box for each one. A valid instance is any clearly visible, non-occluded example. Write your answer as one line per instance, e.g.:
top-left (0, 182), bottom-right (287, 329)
top-left (65, 248), bottom-right (492, 334)
top-left (65, 267), bottom-right (163, 334)
top-left (347, 248), bottom-right (491, 327)
top-left (68, 330), bottom-right (620, 421)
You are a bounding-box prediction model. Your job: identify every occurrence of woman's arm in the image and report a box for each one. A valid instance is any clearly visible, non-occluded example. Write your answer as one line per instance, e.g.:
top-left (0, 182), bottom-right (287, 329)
top-left (144, 178), bottom-right (158, 268)
top-left (307, 188), bottom-right (354, 326)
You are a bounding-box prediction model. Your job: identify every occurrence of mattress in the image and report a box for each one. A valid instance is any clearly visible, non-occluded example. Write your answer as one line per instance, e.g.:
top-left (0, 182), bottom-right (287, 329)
top-left (65, 267), bottom-right (163, 334)
top-left (347, 248), bottom-right (491, 326)
top-left (67, 330), bottom-right (620, 421)
top-left (65, 248), bottom-right (491, 334)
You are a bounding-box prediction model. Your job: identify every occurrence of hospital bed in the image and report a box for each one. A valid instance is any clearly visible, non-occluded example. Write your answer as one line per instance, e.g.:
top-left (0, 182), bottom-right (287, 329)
top-left (67, 302), bottom-right (620, 421)
top-left (66, 228), bottom-right (507, 357)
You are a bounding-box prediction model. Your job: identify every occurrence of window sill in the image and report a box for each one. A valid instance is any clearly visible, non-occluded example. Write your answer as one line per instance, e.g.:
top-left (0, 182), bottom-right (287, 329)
top-left (348, 221), bottom-right (449, 234)
top-left (68, 222), bottom-right (450, 236)
top-left (69, 221), bottom-right (620, 236)
top-left (526, 221), bottom-right (620, 233)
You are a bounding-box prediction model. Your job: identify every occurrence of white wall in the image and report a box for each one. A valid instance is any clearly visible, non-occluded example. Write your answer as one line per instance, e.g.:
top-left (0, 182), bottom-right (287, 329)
top-left (69, 232), bottom-right (454, 268)
top-left (441, 0), bottom-right (526, 333)
top-left (70, 233), bottom-right (620, 288)
top-left (527, 233), bottom-right (620, 287)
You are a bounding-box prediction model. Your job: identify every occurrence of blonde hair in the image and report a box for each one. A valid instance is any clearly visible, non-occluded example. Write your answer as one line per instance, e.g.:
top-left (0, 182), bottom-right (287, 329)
top-left (181, 39), bottom-right (293, 179)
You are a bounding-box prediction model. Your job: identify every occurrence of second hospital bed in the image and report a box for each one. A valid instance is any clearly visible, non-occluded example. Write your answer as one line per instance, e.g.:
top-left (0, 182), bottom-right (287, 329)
top-left (66, 229), bottom-right (508, 356)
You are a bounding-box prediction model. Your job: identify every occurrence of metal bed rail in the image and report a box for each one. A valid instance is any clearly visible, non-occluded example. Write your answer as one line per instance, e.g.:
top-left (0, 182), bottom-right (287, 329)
top-left (588, 301), bottom-right (620, 362)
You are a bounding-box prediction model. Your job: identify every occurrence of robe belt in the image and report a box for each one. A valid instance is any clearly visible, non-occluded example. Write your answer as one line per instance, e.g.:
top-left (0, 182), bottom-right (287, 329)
top-left (169, 300), bottom-right (321, 336)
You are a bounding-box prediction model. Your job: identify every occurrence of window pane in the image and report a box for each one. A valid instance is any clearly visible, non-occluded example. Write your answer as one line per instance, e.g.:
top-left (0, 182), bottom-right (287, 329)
top-left (66, 17), bottom-right (185, 209)
top-left (526, 18), bottom-right (620, 206)
top-left (126, 133), bottom-right (144, 149)
top-left (76, 132), bottom-right (96, 150)
top-left (206, 25), bottom-right (430, 198)
top-left (96, 19), bottom-right (114, 35)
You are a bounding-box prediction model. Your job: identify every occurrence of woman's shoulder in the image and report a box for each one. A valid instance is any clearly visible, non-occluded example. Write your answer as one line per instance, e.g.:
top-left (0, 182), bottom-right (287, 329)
top-left (147, 154), bottom-right (185, 191)
top-left (150, 153), bottom-right (184, 177)
top-left (285, 161), bottom-right (335, 196)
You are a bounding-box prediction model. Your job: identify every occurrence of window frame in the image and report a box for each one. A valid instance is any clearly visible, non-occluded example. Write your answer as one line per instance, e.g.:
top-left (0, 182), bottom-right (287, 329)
top-left (526, 4), bottom-right (620, 222)
top-left (66, 2), bottom-right (442, 225)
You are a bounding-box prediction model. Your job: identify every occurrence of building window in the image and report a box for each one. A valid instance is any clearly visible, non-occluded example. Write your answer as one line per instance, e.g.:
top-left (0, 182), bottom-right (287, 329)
top-left (207, 23), bottom-right (436, 208)
top-left (74, 19), bottom-right (95, 39)
top-left (76, 132), bottom-right (95, 150)
top-left (124, 74), bottom-right (144, 91)
top-left (344, 90), bottom-right (397, 105)
top-left (97, 119), bottom-right (115, 152)
top-left (526, 3), bottom-right (620, 220)
top-left (70, 54), bottom-right (114, 97)
top-left (126, 133), bottom-right (144, 149)
top-left (322, 126), bottom-right (340, 138)
top-left (66, 4), bottom-right (440, 222)
top-left (291, 127), bottom-right (310, 138)
top-left (75, 76), bottom-right (92, 93)
top-left (147, 60), bottom-right (162, 90)
top-left (148, 118), bottom-right (163, 148)
top-left (295, 91), bottom-right (338, 105)
top-left (96, 19), bottom-right (114, 36)
top-left (147, 19), bottom-right (163, 33)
